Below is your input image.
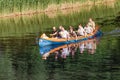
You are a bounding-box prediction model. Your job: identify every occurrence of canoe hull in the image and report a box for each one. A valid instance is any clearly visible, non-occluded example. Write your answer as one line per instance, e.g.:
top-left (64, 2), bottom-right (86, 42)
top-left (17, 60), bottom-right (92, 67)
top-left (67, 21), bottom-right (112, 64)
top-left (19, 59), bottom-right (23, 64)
top-left (39, 30), bottom-right (102, 47)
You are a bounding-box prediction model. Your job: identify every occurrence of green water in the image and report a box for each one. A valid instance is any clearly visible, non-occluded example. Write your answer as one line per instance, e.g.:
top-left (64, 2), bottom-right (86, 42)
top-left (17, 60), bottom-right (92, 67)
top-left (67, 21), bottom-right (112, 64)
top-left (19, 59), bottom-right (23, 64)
top-left (0, 1), bottom-right (120, 80)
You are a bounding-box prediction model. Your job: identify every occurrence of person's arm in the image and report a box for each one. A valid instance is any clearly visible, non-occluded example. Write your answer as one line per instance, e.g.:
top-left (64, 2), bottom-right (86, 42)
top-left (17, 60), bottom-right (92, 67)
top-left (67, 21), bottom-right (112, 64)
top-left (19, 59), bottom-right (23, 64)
top-left (90, 27), bottom-right (93, 34)
top-left (73, 31), bottom-right (78, 40)
top-left (84, 27), bottom-right (87, 33)
top-left (83, 28), bottom-right (87, 36)
top-left (92, 22), bottom-right (95, 29)
top-left (59, 31), bottom-right (63, 38)
top-left (67, 31), bottom-right (70, 38)
top-left (66, 31), bottom-right (70, 40)
top-left (53, 31), bottom-right (57, 36)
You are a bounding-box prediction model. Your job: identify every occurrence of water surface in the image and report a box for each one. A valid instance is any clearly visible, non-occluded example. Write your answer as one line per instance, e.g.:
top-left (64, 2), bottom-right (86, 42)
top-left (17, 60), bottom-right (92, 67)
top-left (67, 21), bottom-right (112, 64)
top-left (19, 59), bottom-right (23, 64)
top-left (0, 1), bottom-right (120, 80)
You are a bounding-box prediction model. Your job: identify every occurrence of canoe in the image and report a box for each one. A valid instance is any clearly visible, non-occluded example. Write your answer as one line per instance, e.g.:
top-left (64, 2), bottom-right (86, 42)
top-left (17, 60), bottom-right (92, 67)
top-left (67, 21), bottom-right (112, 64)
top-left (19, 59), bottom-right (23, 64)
top-left (40, 37), bottom-right (101, 60)
top-left (39, 26), bottom-right (102, 47)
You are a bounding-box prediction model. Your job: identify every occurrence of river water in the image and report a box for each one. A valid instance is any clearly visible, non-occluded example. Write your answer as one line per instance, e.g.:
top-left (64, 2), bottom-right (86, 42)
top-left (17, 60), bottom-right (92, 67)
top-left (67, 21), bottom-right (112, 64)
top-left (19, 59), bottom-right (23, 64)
top-left (0, 1), bottom-right (120, 80)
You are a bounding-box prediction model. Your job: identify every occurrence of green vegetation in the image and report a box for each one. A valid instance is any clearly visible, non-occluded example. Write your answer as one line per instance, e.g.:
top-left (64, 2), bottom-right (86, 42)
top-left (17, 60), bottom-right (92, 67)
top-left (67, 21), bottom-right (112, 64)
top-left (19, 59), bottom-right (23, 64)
top-left (0, 0), bottom-right (118, 15)
top-left (0, 1), bottom-right (120, 37)
top-left (0, 0), bottom-right (120, 80)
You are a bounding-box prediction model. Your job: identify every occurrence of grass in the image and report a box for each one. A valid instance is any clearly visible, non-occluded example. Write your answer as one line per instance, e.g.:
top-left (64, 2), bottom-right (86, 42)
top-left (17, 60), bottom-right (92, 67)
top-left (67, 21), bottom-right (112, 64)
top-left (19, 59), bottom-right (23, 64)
top-left (0, 1), bottom-right (120, 37)
top-left (0, 0), bottom-right (117, 17)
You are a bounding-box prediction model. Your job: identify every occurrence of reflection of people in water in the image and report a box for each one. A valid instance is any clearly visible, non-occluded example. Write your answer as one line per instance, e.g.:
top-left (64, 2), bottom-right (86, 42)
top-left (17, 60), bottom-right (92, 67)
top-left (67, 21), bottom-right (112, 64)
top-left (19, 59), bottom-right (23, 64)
top-left (54, 51), bottom-right (59, 60)
top-left (85, 39), bottom-right (97, 54)
top-left (61, 47), bottom-right (70, 59)
top-left (78, 39), bottom-right (97, 54)
top-left (42, 38), bottom-right (99, 60)
top-left (69, 44), bottom-right (78, 58)
top-left (54, 44), bottom-right (78, 59)
top-left (79, 42), bottom-right (85, 54)
top-left (91, 40), bottom-right (97, 54)
top-left (42, 52), bottom-right (50, 60)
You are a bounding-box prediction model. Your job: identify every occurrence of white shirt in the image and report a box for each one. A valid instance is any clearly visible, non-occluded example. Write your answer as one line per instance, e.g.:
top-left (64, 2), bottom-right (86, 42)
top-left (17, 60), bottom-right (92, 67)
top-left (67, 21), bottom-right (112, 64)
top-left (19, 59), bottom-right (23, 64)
top-left (77, 27), bottom-right (85, 36)
top-left (60, 30), bottom-right (69, 38)
top-left (84, 26), bottom-right (93, 34)
top-left (88, 21), bottom-right (95, 30)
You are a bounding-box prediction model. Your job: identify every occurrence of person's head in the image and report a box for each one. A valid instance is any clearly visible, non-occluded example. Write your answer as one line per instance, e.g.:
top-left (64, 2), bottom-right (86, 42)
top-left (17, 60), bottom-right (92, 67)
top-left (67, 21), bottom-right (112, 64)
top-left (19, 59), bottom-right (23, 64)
top-left (70, 28), bottom-right (73, 32)
top-left (53, 26), bottom-right (56, 31)
top-left (78, 24), bottom-right (82, 28)
top-left (69, 26), bottom-right (73, 29)
top-left (61, 27), bottom-right (65, 31)
top-left (59, 25), bottom-right (63, 30)
top-left (86, 24), bottom-right (89, 27)
top-left (89, 18), bottom-right (93, 22)
top-left (69, 26), bottom-right (73, 31)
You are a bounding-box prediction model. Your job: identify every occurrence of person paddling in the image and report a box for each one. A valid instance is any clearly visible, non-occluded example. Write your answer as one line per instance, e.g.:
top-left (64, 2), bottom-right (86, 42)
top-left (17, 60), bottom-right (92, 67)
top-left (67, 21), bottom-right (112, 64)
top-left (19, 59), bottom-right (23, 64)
top-left (57, 26), bottom-right (63, 38)
top-left (77, 24), bottom-right (86, 36)
top-left (88, 18), bottom-right (95, 30)
top-left (50, 26), bottom-right (58, 38)
top-left (59, 26), bottom-right (69, 39)
top-left (69, 26), bottom-right (77, 39)
top-left (84, 24), bottom-right (93, 34)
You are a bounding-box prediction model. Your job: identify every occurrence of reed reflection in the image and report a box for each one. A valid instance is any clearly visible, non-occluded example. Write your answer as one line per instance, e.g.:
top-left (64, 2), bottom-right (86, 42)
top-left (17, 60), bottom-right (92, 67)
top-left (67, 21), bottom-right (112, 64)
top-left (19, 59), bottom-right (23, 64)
top-left (40, 38), bottom-right (100, 60)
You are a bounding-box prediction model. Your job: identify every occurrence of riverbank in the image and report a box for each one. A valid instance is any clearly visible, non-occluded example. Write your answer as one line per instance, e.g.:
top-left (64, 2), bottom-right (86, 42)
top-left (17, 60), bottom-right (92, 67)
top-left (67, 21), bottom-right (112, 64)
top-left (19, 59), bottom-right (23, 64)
top-left (0, 0), bottom-right (116, 18)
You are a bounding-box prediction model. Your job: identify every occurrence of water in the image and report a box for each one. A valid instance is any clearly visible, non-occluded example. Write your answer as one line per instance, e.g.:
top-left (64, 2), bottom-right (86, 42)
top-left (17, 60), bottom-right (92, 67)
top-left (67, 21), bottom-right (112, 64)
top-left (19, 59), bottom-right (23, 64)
top-left (0, 1), bottom-right (120, 80)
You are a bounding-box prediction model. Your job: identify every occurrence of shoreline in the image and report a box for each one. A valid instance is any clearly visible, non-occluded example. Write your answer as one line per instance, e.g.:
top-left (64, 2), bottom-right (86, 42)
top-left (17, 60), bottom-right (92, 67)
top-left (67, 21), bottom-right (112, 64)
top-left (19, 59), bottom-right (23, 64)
top-left (0, 0), bottom-right (116, 19)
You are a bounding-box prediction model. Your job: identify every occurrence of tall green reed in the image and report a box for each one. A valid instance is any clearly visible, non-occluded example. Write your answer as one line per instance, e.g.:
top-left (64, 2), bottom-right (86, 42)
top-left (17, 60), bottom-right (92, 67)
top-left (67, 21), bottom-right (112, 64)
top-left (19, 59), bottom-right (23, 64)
top-left (0, 2), bottom-right (119, 37)
top-left (0, 0), bottom-right (112, 15)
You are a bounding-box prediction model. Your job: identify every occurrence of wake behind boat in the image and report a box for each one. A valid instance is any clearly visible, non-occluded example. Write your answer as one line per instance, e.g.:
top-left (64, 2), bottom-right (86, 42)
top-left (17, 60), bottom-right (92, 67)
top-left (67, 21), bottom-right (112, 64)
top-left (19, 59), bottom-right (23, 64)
top-left (39, 26), bottom-right (102, 47)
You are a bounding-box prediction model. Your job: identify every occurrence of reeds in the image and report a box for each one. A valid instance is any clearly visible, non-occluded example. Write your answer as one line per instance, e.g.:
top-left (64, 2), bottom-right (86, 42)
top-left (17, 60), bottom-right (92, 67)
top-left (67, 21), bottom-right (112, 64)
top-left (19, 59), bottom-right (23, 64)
top-left (0, 2), bottom-right (119, 37)
top-left (0, 0), bottom-right (117, 16)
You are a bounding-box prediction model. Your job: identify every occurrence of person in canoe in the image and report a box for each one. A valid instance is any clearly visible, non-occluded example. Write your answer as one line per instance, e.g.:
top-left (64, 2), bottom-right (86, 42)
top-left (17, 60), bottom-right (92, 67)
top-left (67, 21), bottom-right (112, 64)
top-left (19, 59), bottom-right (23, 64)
top-left (59, 26), bottom-right (70, 39)
top-left (84, 24), bottom-right (93, 34)
top-left (50, 26), bottom-right (58, 38)
top-left (50, 26), bottom-right (62, 38)
top-left (57, 26), bottom-right (63, 38)
top-left (88, 18), bottom-right (95, 30)
top-left (77, 24), bottom-right (87, 36)
top-left (69, 26), bottom-right (77, 39)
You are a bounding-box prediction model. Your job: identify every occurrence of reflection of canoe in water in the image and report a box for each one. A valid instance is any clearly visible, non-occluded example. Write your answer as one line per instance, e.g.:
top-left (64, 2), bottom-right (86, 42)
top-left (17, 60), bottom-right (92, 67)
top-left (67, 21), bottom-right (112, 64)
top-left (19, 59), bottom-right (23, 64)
top-left (39, 26), bottom-right (102, 47)
top-left (40, 44), bottom-right (67, 55)
top-left (40, 44), bottom-right (69, 59)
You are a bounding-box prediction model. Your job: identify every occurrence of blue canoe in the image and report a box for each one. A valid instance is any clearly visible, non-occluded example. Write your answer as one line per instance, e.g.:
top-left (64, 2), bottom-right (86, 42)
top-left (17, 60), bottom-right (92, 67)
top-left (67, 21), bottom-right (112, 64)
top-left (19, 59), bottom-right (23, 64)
top-left (39, 27), bottom-right (102, 47)
top-left (40, 37), bottom-right (102, 60)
